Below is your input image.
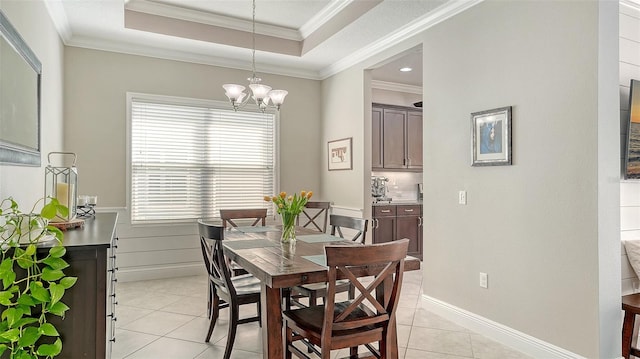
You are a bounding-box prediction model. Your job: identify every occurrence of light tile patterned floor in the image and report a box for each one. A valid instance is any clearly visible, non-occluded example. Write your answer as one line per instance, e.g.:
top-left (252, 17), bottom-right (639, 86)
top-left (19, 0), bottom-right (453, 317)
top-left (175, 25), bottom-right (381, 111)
top-left (111, 271), bottom-right (532, 359)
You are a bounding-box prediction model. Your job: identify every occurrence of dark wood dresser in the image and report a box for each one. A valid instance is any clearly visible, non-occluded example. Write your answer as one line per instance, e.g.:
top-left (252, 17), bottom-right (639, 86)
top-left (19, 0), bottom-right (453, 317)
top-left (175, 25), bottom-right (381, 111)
top-left (46, 212), bottom-right (118, 358)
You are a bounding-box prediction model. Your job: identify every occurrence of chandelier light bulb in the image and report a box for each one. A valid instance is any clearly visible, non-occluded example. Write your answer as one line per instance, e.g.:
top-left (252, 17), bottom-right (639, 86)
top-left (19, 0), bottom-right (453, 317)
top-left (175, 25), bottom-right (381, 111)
top-left (222, 84), bottom-right (246, 101)
top-left (268, 90), bottom-right (288, 107)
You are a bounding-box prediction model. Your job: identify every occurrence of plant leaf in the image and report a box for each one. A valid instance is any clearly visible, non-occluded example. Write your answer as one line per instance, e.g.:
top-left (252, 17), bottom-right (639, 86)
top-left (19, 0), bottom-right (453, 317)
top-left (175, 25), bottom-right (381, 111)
top-left (49, 283), bottom-right (64, 307)
top-left (39, 323), bottom-right (59, 336)
top-left (48, 246), bottom-right (66, 258)
top-left (24, 244), bottom-right (36, 256)
top-left (41, 268), bottom-right (64, 282)
top-left (42, 257), bottom-right (69, 270)
top-left (59, 277), bottom-right (77, 289)
top-left (1, 308), bottom-right (18, 328)
top-left (0, 328), bottom-right (19, 342)
top-left (13, 317), bottom-right (38, 328)
top-left (16, 294), bottom-right (36, 307)
top-left (17, 326), bottom-right (40, 347)
top-left (0, 291), bottom-right (13, 306)
top-left (29, 282), bottom-right (50, 302)
top-left (40, 202), bottom-right (57, 220)
top-left (36, 338), bottom-right (62, 356)
top-left (48, 302), bottom-right (69, 318)
top-left (0, 259), bottom-right (15, 290)
top-left (0, 344), bottom-right (7, 356)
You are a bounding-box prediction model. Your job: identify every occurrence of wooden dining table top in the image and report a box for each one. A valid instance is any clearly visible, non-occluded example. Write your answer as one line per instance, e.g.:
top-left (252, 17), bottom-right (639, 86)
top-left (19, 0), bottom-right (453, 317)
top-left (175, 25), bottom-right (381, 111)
top-left (222, 225), bottom-right (422, 289)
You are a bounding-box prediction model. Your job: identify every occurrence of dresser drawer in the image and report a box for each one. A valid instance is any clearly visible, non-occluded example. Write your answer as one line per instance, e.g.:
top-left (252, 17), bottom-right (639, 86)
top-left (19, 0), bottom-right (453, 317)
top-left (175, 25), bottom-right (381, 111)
top-left (396, 205), bottom-right (420, 216)
top-left (373, 206), bottom-right (396, 217)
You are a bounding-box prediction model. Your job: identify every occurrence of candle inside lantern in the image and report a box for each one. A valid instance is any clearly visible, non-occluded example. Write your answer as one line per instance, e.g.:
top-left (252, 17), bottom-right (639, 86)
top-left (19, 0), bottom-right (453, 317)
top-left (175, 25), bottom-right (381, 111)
top-left (56, 182), bottom-right (71, 208)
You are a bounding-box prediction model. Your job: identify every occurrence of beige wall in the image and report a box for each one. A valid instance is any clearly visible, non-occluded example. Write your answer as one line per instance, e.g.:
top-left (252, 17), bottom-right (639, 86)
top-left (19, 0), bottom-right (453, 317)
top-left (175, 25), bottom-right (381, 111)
top-left (320, 68), bottom-right (368, 212)
top-left (64, 47), bottom-right (322, 209)
top-left (0, 1), bottom-right (65, 206)
top-left (420, 1), bottom-right (618, 357)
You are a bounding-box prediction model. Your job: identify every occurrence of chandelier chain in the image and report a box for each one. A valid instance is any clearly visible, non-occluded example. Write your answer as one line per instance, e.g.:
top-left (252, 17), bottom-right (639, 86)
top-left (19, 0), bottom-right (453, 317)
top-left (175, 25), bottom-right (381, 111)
top-left (251, 0), bottom-right (256, 78)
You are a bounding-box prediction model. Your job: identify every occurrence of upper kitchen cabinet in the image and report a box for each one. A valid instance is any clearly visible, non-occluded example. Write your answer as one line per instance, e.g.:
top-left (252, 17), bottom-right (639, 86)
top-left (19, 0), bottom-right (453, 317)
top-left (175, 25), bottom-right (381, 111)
top-left (372, 103), bottom-right (423, 171)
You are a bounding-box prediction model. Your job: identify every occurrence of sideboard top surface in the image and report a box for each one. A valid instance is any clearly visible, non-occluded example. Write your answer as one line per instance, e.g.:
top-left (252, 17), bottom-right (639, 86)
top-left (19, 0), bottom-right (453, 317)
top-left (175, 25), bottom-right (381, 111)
top-left (54, 212), bottom-right (117, 248)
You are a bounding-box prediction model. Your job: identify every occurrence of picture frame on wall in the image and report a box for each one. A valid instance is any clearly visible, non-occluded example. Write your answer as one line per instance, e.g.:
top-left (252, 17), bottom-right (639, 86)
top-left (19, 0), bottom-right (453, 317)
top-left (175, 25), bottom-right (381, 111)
top-left (328, 137), bottom-right (352, 171)
top-left (471, 106), bottom-right (512, 166)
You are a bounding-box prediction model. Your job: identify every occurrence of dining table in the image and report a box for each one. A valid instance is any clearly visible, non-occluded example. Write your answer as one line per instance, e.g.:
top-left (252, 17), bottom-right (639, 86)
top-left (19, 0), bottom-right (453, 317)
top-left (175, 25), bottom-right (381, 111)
top-left (222, 225), bottom-right (421, 359)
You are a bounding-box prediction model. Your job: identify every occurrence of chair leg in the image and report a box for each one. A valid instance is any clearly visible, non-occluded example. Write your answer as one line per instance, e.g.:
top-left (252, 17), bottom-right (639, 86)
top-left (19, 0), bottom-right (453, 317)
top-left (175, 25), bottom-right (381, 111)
top-left (205, 294), bottom-right (220, 342)
top-left (285, 325), bottom-right (293, 359)
top-left (207, 282), bottom-right (212, 319)
top-left (223, 304), bottom-right (239, 359)
top-left (257, 301), bottom-right (262, 328)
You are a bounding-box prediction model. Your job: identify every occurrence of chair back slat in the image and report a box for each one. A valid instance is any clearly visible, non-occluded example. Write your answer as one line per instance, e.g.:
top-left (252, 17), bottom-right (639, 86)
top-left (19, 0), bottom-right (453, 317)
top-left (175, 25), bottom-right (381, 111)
top-left (321, 239), bottom-right (408, 346)
top-left (198, 220), bottom-right (236, 299)
top-left (219, 208), bottom-right (267, 228)
top-left (297, 201), bottom-right (331, 232)
top-left (329, 214), bottom-right (368, 244)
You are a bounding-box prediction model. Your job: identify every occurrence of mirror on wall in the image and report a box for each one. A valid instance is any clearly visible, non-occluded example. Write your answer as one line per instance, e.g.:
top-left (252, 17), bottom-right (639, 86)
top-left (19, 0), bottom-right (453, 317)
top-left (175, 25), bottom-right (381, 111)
top-left (0, 10), bottom-right (41, 166)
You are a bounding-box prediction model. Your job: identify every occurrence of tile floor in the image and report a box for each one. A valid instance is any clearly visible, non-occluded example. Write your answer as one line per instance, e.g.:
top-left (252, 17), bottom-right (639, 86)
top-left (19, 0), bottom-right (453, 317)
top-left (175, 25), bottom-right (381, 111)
top-left (112, 270), bottom-right (532, 359)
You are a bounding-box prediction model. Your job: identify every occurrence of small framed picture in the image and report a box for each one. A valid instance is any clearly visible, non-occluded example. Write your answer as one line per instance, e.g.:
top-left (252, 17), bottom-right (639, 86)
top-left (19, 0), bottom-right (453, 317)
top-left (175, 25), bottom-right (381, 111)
top-left (328, 137), bottom-right (352, 171)
top-left (471, 106), bottom-right (512, 166)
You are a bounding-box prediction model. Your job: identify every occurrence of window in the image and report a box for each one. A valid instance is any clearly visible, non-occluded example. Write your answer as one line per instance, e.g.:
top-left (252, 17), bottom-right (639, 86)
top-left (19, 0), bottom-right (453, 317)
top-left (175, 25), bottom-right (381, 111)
top-left (128, 94), bottom-right (276, 223)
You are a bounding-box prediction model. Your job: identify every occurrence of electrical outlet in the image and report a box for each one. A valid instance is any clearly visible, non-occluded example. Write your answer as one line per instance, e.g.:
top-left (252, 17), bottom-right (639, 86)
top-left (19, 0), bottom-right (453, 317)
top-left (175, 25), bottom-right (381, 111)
top-left (458, 190), bottom-right (467, 205)
top-left (479, 272), bottom-right (488, 288)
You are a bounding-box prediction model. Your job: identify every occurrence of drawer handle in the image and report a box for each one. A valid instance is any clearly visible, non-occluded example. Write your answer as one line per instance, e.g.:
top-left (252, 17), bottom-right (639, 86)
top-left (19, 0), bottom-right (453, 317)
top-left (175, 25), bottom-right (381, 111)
top-left (404, 209), bottom-right (414, 212)
top-left (380, 210), bottom-right (391, 213)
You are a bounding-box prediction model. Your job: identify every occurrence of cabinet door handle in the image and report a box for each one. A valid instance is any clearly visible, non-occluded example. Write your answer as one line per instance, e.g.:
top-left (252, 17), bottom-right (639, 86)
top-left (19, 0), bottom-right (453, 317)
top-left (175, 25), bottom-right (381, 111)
top-left (380, 209), bottom-right (391, 213)
top-left (418, 217), bottom-right (422, 226)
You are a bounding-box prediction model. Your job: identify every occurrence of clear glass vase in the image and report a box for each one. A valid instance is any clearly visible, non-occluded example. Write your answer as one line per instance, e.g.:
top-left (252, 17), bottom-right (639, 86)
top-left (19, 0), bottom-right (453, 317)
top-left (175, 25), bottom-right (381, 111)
top-left (280, 211), bottom-right (297, 243)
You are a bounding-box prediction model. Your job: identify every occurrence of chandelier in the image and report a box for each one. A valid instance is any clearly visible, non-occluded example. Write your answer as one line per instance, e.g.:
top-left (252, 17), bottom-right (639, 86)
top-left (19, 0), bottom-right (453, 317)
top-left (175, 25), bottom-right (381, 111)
top-left (222, 0), bottom-right (288, 112)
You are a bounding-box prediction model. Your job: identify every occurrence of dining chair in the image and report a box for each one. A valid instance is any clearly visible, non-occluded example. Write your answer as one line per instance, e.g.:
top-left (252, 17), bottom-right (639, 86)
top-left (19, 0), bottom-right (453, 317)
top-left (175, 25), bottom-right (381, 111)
top-left (329, 214), bottom-right (368, 244)
top-left (219, 208), bottom-right (268, 275)
top-left (198, 220), bottom-right (261, 359)
top-left (219, 208), bottom-right (267, 228)
top-left (287, 215), bottom-right (370, 310)
top-left (283, 239), bottom-right (409, 359)
top-left (297, 201), bottom-right (331, 233)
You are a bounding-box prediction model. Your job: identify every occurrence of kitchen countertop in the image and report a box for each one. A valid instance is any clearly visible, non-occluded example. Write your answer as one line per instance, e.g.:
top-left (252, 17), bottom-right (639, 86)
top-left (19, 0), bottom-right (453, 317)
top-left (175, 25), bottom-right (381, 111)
top-left (372, 200), bottom-right (422, 206)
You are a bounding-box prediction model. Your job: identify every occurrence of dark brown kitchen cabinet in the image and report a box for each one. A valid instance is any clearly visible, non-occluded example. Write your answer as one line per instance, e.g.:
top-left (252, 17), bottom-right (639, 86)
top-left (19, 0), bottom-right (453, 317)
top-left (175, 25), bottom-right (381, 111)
top-left (372, 107), bottom-right (383, 168)
top-left (396, 205), bottom-right (422, 259)
top-left (372, 103), bottom-right (422, 171)
top-left (372, 205), bottom-right (396, 246)
top-left (372, 204), bottom-right (422, 260)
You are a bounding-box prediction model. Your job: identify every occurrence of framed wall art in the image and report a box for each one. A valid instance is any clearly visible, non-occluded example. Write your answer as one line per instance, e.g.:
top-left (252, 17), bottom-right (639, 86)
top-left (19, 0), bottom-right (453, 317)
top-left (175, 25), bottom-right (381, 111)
top-left (328, 137), bottom-right (352, 171)
top-left (471, 106), bottom-right (512, 166)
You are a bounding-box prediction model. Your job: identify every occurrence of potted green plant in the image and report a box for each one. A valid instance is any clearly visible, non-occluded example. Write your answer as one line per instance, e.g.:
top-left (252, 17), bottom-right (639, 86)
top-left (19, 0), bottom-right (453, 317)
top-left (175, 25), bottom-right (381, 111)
top-left (0, 197), bottom-right (76, 358)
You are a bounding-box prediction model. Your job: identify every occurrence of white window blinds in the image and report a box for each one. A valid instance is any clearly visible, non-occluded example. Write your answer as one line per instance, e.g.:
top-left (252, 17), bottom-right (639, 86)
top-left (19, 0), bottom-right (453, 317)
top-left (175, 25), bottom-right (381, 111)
top-left (130, 97), bottom-right (275, 223)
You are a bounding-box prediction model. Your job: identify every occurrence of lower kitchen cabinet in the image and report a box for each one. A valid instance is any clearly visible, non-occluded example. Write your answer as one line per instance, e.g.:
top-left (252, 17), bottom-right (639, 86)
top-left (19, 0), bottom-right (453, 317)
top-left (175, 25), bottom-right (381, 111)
top-left (372, 204), bottom-right (423, 260)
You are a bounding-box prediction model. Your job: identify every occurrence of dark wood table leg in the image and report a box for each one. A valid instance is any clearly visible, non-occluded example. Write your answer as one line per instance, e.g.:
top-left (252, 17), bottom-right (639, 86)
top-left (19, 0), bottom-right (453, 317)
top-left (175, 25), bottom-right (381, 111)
top-left (623, 310), bottom-right (636, 359)
top-left (261, 283), bottom-right (283, 359)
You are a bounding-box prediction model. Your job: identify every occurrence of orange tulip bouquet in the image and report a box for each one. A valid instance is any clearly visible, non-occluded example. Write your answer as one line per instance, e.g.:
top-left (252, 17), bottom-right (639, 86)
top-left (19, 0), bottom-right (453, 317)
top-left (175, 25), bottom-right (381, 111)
top-left (264, 190), bottom-right (312, 243)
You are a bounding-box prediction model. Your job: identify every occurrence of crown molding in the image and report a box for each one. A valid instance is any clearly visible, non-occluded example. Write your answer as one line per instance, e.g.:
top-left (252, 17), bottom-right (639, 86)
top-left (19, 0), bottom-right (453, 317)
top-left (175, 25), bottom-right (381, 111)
top-left (371, 80), bottom-right (422, 94)
top-left (43, 0), bottom-right (72, 43)
top-left (125, 0), bottom-right (302, 41)
top-left (318, 0), bottom-right (484, 79)
top-left (299, 0), bottom-right (353, 39)
top-left (622, 0), bottom-right (640, 11)
top-left (65, 36), bottom-right (321, 80)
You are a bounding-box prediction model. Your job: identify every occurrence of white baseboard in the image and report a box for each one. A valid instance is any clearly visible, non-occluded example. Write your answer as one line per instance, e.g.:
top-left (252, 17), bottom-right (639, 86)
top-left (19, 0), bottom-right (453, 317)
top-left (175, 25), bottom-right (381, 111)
top-left (117, 263), bottom-right (204, 283)
top-left (421, 295), bottom-right (586, 359)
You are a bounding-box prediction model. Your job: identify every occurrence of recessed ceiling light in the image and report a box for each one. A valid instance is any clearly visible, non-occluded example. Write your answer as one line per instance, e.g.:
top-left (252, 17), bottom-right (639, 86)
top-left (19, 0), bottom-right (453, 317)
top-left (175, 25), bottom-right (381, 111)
top-left (399, 67), bottom-right (412, 72)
